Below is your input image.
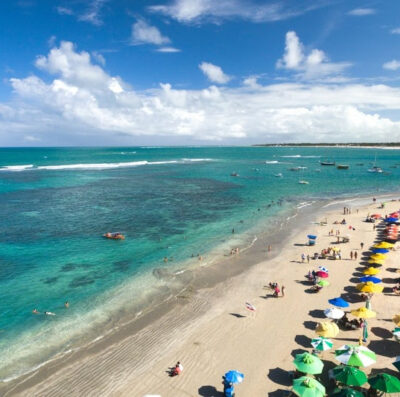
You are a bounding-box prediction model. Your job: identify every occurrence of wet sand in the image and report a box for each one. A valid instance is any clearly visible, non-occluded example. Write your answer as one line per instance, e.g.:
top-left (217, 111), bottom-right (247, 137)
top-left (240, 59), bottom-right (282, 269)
top-left (2, 196), bottom-right (400, 396)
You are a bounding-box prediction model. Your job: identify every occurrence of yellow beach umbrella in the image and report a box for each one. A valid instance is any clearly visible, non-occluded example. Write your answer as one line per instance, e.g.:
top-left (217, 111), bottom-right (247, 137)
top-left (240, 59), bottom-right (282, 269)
top-left (363, 267), bottom-right (380, 276)
top-left (373, 242), bottom-right (394, 249)
top-left (315, 322), bottom-right (339, 337)
top-left (370, 254), bottom-right (386, 260)
top-left (368, 259), bottom-right (384, 266)
top-left (351, 307), bottom-right (376, 319)
top-left (393, 314), bottom-right (400, 326)
top-left (357, 282), bottom-right (384, 294)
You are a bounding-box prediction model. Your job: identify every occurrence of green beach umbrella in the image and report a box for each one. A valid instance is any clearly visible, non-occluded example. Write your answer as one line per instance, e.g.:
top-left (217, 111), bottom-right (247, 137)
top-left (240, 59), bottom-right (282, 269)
top-left (393, 327), bottom-right (400, 342)
top-left (332, 366), bottom-right (368, 386)
top-left (335, 345), bottom-right (376, 367)
top-left (318, 280), bottom-right (330, 287)
top-left (368, 373), bottom-right (400, 393)
top-left (393, 356), bottom-right (400, 371)
top-left (293, 376), bottom-right (325, 397)
top-left (330, 388), bottom-right (364, 397)
top-left (293, 352), bottom-right (324, 374)
top-left (311, 336), bottom-right (333, 352)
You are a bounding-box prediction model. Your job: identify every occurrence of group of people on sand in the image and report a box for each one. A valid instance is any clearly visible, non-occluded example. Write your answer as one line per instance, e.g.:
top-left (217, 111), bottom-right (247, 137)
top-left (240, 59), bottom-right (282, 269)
top-left (268, 282), bottom-right (285, 297)
top-left (169, 361), bottom-right (183, 376)
top-left (32, 301), bottom-right (69, 316)
top-left (230, 247), bottom-right (240, 255)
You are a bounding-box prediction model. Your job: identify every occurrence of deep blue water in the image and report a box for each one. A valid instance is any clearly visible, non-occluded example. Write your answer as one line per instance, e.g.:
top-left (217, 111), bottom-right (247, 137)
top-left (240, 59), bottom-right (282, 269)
top-left (0, 146), bottom-right (399, 380)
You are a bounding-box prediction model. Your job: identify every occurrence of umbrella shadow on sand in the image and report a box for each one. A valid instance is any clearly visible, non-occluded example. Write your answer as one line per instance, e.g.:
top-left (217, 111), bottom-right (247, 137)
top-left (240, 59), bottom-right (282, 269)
top-left (368, 340), bottom-right (400, 357)
top-left (295, 334), bottom-right (311, 348)
top-left (370, 326), bottom-right (394, 339)
top-left (303, 320), bottom-right (318, 330)
top-left (198, 385), bottom-right (224, 396)
top-left (308, 309), bottom-right (325, 319)
top-left (229, 313), bottom-right (246, 318)
top-left (268, 389), bottom-right (291, 397)
top-left (267, 367), bottom-right (292, 386)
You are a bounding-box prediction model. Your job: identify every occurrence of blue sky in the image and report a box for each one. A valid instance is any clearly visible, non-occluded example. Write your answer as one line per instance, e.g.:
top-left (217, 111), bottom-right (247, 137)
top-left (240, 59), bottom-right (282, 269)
top-left (1, 0), bottom-right (400, 145)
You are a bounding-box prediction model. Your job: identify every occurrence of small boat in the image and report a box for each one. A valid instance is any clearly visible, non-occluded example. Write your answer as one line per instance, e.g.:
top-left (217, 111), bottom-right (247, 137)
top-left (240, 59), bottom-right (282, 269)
top-left (274, 173), bottom-right (283, 177)
top-left (103, 232), bottom-right (125, 240)
top-left (337, 164), bottom-right (349, 170)
top-left (320, 161), bottom-right (335, 166)
top-left (367, 166), bottom-right (383, 173)
top-left (230, 172), bottom-right (239, 177)
top-left (299, 180), bottom-right (309, 184)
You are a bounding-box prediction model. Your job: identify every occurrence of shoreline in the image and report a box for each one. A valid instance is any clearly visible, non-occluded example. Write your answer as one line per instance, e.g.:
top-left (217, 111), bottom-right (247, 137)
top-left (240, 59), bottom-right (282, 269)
top-left (2, 192), bottom-right (400, 396)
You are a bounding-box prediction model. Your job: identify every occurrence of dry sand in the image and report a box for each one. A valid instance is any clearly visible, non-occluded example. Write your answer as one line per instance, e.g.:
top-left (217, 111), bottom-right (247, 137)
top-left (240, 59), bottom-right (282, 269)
top-left (3, 198), bottom-right (400, 396)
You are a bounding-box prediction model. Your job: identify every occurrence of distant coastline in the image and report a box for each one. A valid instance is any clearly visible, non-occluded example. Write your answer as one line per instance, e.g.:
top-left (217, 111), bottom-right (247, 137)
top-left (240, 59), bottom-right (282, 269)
top-left (253, 142), bottom-right (400, 148)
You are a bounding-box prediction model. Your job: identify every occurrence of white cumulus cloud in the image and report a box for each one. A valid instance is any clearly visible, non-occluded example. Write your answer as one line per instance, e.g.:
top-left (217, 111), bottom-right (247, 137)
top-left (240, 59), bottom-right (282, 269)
top-left (199, 62), bottom-right (231, 84)
top-left (2, 41), bottom-right (400, 145)
top-left (277, 31), bottom-right (351, 79)
top-left (391, 28), bottom-right (400, 34)
top-left (131, 20), bottom-right (170, 46)
top-left (155, 47), bottom-right (181, 53)
top-left (383, 60), bottom-right (400, 71)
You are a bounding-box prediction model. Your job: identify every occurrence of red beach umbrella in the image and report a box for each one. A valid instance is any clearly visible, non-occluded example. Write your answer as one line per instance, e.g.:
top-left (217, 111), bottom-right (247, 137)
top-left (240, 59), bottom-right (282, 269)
top-left (316, 271), bottom-right (329, 278)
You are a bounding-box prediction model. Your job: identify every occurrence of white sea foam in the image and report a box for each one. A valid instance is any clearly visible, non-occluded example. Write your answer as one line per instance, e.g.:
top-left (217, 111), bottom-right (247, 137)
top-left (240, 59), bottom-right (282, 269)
top-left (280, 155), bottom-right (321, 158)
top-left (265, 160), bottom-right (279, 164)
top-left (0, 164), bottom-right (34, 171)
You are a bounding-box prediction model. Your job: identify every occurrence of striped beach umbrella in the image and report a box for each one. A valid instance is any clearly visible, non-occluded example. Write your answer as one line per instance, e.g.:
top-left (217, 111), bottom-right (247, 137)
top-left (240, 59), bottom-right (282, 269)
top-left (332, 366), bottom-right (368, 387)
top-left (311, 336), bottom-right (333, 351)
top-left (393, 327), bottom-right (400, 341)
top-left (335, 345), bottom-right (376, 367)
top-left (368, 373), bottom-right (400, 393)
top-left (292, 376), bottom-right (325, 397)
top-left (324, 308), bottom-right (345, 319)
top-left (393, 356), bottom-right (400, 371)
top-left (293, 352), bottom-right (324, 375)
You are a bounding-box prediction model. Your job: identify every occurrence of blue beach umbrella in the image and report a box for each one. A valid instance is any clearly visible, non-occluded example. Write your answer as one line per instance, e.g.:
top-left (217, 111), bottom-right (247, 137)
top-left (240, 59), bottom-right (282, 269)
top-left (224, 370), bottom-right (244, 384)
top-left (385, 217), bottom-right (399, 223)
top-left (359, 276), bottom-right (382, 284)
top-left (371, 248), bottom-right (389, 254)
top-left (329, 297), bottom-right (350, 308)
top-left (308, 235), bottom-right (317, 239)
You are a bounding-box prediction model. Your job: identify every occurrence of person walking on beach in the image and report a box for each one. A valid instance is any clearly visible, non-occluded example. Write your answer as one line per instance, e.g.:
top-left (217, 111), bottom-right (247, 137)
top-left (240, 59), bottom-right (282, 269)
top-left (350, 251), bottom-right (353, 260)
top-left (360, 242), bottom-right (364, 250)
top-left (354, 251), bottom-right (358, 261)
top-left (307, 254), bottom-right (310, 263)
top-left (301, 253), bottom-right (305, 263)
top-left (281, 285), bottom-right (285, 297)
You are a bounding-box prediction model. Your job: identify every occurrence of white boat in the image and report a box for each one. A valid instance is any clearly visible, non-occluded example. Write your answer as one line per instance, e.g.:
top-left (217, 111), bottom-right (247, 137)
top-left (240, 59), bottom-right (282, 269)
top-left (299, 180), bottom-right (309, 184)
top-left (274, 173), bottom-right (283, 177)
top-left (367, 166), bottom-right (383, 173)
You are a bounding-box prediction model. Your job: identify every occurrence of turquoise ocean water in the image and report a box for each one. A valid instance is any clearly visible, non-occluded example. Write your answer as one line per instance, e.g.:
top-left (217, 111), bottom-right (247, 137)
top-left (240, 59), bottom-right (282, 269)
top-left (0, 146), bottom-right (399, 381)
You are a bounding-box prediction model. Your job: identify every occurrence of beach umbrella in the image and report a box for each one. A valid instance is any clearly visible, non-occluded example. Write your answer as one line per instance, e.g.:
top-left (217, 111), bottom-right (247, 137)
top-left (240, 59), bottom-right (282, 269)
top-left (335, 345), bottom-right (376, 367)
top-left (324, 308), bottom-right (345, 319)
top-left (393, 356), bottom-right (400, 371)
top-left (330, 388), bottom-right (364, 397)
top-left (293, 352), bottom-right (324, 375)
top-left (356, 282), bottom-right (383, 294)
top-left (350, 307), bottom-right (376, 319)
top-left (370, 253), bottom-right (386, 260)
top-left (373, 242), bottom-right (393, 248)
top-left (363, 267), bottom-right (380, 276)
top-left (224, 370), bottom-right (244, 384)
top-left (368, 373), bottom-right (400, 393)
top-left (332, 366), bottom-right (368, 387)
top-left (316, 322), bottom-right (340, 337)
top-left (318, 266), bottom-right (329, 273)
top-left (292, 376), bottom-right (325, 397)
top-left (371, 248), bottom-right (389, 254)
top-left (329, 297), bottom-right (349, 308)
top-left (371, 214), bottom-right (381, 219)
top-left (316, 271), bottom-right (329, 278)
top-left (311, 336), bottom-right (333, 351)
top-left (393, 327), bottom-right (400, 341)
top-left (367, 259), bottom-right (384, 266)
top-left (393, 314), bottom-right (400, 326)
top-left (358, 276), bottom-right (382, 284)
top-left (318, 280), bottom-right (330, 287)
top-left (308, 235), bottom-right (317, 239)
top-left (385, 217), bottom-right (399, 223)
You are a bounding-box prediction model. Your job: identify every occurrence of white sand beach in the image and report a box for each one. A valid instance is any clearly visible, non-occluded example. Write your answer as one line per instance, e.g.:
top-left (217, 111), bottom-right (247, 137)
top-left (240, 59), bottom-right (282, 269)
top-left (2, 198), bottom-right (400, 396)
